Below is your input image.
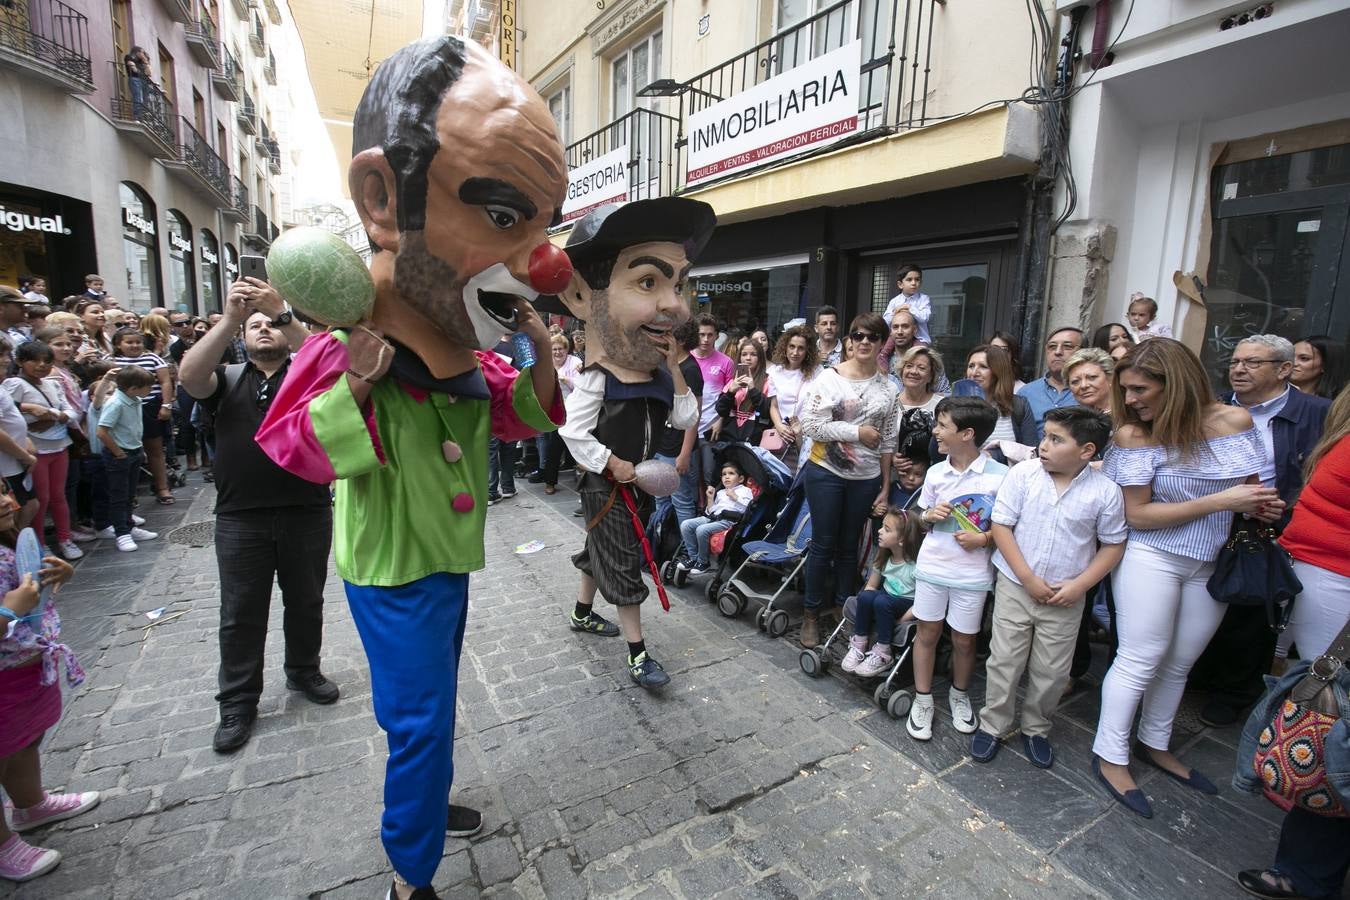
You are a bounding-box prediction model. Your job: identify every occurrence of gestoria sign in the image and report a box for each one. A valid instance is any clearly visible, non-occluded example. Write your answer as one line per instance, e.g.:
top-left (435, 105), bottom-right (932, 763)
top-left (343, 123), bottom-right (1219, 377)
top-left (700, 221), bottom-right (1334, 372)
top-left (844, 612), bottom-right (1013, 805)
top-left (561, 146), bottom-right (629, 223)
top-left (686, 40), bottom-right (861, 187)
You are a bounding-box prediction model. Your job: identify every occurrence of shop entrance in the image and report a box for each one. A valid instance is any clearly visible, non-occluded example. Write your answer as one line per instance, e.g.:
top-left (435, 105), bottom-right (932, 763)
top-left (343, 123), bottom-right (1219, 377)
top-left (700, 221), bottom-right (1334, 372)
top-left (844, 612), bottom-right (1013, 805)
top-left (0, 183), bottom-right (95, 302)
top-left (1204, 142), bottom-right (1350, 391)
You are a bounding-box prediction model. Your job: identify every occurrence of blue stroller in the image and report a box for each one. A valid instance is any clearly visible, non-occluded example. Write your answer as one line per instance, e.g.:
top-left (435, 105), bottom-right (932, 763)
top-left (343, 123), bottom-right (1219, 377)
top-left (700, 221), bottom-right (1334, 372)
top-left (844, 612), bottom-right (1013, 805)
top-left (708, 477), bottom-right (812, 637)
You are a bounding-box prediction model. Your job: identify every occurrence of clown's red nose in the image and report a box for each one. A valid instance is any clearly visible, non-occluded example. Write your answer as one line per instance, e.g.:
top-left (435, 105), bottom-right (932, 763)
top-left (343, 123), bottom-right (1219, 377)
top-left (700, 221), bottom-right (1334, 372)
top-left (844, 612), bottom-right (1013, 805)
top-left (528, 243), bottom-right (573, 296)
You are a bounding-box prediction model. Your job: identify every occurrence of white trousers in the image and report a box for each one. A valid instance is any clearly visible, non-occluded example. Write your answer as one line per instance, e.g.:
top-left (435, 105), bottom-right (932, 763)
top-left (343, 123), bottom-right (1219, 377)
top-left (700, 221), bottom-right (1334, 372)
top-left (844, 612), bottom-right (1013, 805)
top-left (1092, 542), bottom-right (1224, 765)
top-left (1287, 559), bottom-right (1350, 660)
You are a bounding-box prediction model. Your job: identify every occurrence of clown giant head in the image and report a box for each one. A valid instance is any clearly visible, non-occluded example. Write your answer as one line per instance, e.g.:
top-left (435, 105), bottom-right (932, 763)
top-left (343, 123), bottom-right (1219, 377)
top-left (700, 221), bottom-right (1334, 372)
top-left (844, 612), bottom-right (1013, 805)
top-left (552, 198), bottom-right (715, 375)
top-left (349, 36), bottom-right (572, 353)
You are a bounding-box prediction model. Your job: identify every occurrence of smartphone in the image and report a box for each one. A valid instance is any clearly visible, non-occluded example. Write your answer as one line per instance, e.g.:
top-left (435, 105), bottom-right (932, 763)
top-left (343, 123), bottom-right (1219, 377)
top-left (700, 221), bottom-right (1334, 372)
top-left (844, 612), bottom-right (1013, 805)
top-left (240, 255), bottom-right (268, 282)
top-left (735, 364), bottom-right (751, 379)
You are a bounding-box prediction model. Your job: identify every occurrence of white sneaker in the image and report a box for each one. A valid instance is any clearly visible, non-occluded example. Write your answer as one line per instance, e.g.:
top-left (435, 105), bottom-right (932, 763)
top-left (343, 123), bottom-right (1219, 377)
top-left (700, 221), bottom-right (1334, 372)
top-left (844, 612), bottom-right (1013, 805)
top-left (949, 689), bottom-right (978, 734)
top-left (129, 527), bottom-right (158, 541)
top-left (907, 696), bottom-right (934, 741)
top-left (131, 514), bottom-right (146, 526)
top-left (840, 638), bottom-right (868, 674)
top-left (854, 650), bottom-right (893, 678)
top-left (95, 526), bottom-right (115, 539)
top-left (71, 527), bottom-right (98, 543)
top-left (57, 540), bottom-right (83, 560)
top-left (115, 535), bottom-right (138, 552)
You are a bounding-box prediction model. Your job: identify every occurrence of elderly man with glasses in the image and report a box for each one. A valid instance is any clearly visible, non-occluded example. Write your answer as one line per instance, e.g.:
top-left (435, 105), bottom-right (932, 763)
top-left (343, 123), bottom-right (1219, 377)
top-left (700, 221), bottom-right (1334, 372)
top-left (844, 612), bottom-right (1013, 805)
top-left (1190, 334), bottom-right (1331, 727)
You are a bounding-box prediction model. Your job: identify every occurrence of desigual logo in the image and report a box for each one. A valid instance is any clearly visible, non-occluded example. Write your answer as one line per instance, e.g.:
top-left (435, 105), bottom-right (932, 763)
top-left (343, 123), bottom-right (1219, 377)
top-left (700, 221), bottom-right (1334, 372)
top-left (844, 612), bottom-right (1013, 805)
top-left (123, 208), bottom-right (155, 236)
top-left (696, 281), bottom-right (752, 294)
top-left (0, 206), bottom-right (71, 236)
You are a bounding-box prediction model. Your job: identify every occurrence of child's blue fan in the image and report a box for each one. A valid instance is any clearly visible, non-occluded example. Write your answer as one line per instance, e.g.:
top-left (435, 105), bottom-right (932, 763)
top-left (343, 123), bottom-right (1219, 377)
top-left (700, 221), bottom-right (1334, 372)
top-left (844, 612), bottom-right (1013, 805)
top-left (15, 527), bottom-right (53, 608)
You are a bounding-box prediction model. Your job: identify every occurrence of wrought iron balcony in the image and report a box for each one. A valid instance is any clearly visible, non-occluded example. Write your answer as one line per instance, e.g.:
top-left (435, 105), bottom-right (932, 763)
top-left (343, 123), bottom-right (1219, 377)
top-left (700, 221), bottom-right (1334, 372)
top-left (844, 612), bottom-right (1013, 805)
top-left (263, 49), bottom-right (276, 85)
top-left (224, 176), bottom-right (250, 222)
top-left (166, 116), bottom-right (232, 205)
top-left (109, 64), bottom-right (178, 159)
top-left (156, 0), bottom-right (192, 25)
top-left (244, 205), bottom-right (271, 250)
top-left (212, 48), bottom-right (241, 101)
top-left (262, 0), bottom-right (282, 26)
top-left (248, 12), bottom-right (265, 56)
top-left (253, 119), bottom-right (269, 155)
top-left (0, 0), bottom-right (94, 93)
top-left (184, 15), bottom-right (219, 68)
top-left (269, 221), bottom-right (280, 243)
top-left (230, 0), bottom-right (250, 17)
top-left (264, 138), bottom-right (281, 174)
top-left (236, 94), bottom-right (256, 134)
top-left (561, 108), bottom-right (681, 219)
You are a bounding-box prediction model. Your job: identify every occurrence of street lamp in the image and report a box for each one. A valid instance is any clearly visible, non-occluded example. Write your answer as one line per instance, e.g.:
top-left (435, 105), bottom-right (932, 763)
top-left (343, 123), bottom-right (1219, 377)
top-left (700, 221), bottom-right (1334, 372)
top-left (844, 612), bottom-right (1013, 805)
top-left (636, 79), bottom-right (722, 102)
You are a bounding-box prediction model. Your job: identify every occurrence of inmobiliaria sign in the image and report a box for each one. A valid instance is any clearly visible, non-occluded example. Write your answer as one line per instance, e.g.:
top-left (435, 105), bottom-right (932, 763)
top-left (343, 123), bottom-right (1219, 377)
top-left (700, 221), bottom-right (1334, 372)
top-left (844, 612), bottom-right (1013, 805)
top-left (686, 41), bottom-right (861, 188)
top-left (561, 146), bottom-right (629, 223)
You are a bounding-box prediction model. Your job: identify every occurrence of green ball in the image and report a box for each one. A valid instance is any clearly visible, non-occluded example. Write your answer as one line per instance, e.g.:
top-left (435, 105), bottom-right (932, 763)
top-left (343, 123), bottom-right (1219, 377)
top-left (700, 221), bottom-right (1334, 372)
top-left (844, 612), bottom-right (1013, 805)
top-left (266, 227), bottom-right (375, 326)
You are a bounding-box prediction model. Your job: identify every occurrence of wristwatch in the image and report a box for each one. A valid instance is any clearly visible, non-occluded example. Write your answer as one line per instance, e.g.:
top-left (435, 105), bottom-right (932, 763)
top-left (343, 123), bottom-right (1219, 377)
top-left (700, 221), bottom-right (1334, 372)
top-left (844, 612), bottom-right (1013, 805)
top-left (270, 310), bottom-right (293, 328)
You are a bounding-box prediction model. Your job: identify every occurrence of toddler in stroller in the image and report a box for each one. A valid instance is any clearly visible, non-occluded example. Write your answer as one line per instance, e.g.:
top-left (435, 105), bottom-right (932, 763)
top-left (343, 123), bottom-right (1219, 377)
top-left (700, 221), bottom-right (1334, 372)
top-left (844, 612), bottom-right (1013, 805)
top-left (841, 507), bottom-right (923, 676)
top-left (676, 460), bottom-right (752, 577)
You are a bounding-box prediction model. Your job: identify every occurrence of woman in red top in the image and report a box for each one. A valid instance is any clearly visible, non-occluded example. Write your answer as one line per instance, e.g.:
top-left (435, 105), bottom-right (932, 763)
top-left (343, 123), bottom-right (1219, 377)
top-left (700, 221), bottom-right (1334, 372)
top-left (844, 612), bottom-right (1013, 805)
top-left (1279, 382), bottom-right (1350, 659)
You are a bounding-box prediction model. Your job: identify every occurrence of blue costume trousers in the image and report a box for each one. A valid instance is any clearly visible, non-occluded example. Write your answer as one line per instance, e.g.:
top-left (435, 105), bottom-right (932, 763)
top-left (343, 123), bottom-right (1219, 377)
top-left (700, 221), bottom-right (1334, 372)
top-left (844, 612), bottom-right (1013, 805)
top-left (345, 572), bottom-right (469, 888)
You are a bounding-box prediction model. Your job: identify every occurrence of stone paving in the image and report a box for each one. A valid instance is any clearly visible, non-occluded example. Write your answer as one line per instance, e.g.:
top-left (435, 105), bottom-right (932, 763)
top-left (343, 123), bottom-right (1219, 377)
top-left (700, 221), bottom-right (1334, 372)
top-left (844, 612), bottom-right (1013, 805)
top-left (0, 475), bottom-right (1304, 900)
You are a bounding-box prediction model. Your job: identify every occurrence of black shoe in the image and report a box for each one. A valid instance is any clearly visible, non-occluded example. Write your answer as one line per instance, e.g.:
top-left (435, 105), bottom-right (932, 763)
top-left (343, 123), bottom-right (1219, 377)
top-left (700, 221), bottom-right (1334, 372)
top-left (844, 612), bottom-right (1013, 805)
top-left (286, 672), bottom-right (340, 705)
top-left (970, 730), bottom-right (1000, 763)
top-left (1022, 733), bottom-right (1054, 769)
top-left (1235, 869), bottom-right (1304, 899)
top-left (629, 651), bottom-right (670, 689)
top-left (1199, 700), bottom-right (1242, 728)
top-left (488, 492), bottom-right (502, 505)
top-left (446, 803), bottom-right (483, 837)
top-left (1132, 742), bottom-right (1218, 795)
top-left (527, 471), bottom-right (544, 484)
top-left (570, 610), bottom-right (620, 636)
top-left (1092, 757), bottom-right (1153, 818)
top-left (386, 881), bottom-right (442, 900)
top-left (572, 503), bottom-right (583, 517)
top-left (213, 711), bottom-right (256, 753)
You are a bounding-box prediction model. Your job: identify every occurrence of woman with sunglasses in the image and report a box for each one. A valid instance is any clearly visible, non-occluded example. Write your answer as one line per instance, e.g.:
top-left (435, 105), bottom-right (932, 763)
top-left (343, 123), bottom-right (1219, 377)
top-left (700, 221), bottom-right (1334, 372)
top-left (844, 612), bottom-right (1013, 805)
top-left (798, 313), bottom-right (899, 648)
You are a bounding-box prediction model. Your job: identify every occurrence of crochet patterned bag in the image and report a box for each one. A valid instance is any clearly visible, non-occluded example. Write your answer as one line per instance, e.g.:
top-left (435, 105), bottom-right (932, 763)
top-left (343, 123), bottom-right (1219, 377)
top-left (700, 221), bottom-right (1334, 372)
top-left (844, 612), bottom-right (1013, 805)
top-left (1252, 619), bottom-right (1350, 818)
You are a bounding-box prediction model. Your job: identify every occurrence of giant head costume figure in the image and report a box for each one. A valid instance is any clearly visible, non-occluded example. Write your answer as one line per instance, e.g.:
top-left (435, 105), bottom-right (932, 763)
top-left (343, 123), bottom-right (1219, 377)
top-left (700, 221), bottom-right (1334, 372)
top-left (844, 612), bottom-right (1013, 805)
top-left (549, 197), bottom-right (716, 379)
top-left (348, 36), bottom-right (573, 373)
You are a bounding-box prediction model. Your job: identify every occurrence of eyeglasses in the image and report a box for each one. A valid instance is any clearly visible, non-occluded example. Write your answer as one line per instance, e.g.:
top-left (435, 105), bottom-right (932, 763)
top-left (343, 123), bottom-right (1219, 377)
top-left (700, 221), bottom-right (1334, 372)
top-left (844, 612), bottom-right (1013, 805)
top-left (850, 331), bottom-right (882, 343)
top-left (1228, 358), bottom-right (1282, 370)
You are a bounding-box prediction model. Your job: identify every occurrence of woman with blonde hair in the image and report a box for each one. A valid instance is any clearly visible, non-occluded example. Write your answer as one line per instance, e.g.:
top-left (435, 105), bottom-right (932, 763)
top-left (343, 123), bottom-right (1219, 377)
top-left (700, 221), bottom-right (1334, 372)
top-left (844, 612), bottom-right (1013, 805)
top-left (1092, 338), bottom-right (1282, 818)
top-left (1063, 347), bottom-right (1114, 413)
top-left (138, 314), bottom-right (172, 357)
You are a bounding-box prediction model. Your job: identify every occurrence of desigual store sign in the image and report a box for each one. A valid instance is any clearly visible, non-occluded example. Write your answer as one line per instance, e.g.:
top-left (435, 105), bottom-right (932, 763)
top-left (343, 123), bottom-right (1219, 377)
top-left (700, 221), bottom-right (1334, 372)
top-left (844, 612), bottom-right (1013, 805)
top-left (0, 185), bottom-right (94, 300)
top-left (1, 205), bottom-right (73, 236)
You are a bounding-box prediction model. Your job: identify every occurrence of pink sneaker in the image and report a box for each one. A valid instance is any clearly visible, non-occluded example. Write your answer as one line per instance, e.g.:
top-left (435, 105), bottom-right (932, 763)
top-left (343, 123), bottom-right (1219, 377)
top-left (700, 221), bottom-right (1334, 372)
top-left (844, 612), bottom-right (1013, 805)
top-left (0, 834), bottom-right (60, 882)
top-left (9, 791), bottom-right (101, 832)
top-left (854, 649), bottom-right (894, 678)
top-left (840, 636), bottom-right (869, 674)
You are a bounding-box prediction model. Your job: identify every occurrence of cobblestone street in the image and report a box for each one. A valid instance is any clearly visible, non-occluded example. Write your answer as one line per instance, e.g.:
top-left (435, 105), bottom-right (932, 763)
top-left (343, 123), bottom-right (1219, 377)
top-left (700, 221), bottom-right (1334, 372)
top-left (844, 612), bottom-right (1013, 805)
top-left (0, 478), bottom-right (1292, 900)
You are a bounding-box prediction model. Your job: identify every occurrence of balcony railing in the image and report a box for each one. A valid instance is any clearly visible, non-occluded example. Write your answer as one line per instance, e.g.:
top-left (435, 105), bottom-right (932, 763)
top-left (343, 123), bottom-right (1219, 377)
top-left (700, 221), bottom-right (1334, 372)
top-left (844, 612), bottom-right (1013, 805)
top-left (170, 116), bottom-right (232, 204)
top-left (269, 221), bottom-right (280, 243)
top-left (224, 175), bottom-right (249, 222)
top-left (264, 138), bottom-right (281, 174)
top-left (245, 205), bottom-right (271, 249)
top-left (230, 0), bottom-right (249, 15)
top-left (236, 93), bottom-right (256, 134)
top-left (262, 0), bottom-right (282, 26)
top-left (254, 119), bottom-right (269, 155)
top-left (263, 48), bottom-right (276, 85)
top-left (248, 12), bottom-right (265, 55)
top-left (0, 0), bottom-right (95, 93)
top-left (563, 108), bottom-right (681, 217)
top-left (212, 48), bottom-right (240, 101)
top-left (109, 64), bottom-right (179, 158)
top-left (184, 15), bottom-right (218, 67)
top-left (156, 0), bottom-right (192, 24)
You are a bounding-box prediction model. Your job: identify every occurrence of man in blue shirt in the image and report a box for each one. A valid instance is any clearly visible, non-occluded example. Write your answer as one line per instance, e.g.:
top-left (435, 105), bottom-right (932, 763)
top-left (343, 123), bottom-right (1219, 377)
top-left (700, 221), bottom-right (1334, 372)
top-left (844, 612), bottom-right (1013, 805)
top-left (1016, 326), bottom-right (1082, 439)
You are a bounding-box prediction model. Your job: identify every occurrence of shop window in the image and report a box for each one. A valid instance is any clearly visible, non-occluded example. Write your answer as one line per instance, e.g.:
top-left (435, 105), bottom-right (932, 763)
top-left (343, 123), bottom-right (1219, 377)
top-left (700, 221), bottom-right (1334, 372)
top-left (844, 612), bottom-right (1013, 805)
top-left (611, 30), bottom-right (661, 121)
top-left (157, 43), bottom-right (177, 111)
top-left (547, 85), bottom-right (571, 145)
top-left (165, 209), bottom-right (197, 314)
top-left (223, 242), bottom-right (239, 284)
top-left (199, 228), bottom-right (221, 315)
top-left (689, 256), bottom-right (809, 339)
top-left (119, 181), bottom-right (161, 310)
top-left (868, 258), bottom-right (989, 378)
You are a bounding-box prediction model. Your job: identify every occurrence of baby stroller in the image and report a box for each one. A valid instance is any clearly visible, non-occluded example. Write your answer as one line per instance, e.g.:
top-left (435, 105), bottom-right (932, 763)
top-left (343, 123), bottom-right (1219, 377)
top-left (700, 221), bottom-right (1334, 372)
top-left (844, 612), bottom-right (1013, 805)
top-left (665, 442), bottom-right (791, 590)
top-left (709, 477), bottom-right (811, 636)
top-left (801, 594), bottom-right (919, 720)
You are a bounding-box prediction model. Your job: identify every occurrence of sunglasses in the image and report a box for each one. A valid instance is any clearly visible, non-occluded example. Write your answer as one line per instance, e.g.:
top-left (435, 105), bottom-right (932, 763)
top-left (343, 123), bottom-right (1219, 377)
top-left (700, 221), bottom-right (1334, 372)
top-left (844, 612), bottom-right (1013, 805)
top-left (850, 331), bottom-right (882, 343)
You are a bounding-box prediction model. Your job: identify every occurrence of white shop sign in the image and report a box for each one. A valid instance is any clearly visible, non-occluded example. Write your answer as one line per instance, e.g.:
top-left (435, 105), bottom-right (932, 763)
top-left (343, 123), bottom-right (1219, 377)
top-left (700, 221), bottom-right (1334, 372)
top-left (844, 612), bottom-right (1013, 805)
top-left (561, 145), bottom-right (629, 223)
top-left (686, 40), bottom-right (861, 187)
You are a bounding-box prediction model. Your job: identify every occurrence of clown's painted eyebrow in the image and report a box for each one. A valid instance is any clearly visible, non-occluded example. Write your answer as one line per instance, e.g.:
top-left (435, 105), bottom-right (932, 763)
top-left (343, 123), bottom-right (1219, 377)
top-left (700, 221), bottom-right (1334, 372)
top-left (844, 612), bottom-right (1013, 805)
top-left (628, 256), bottom-right (676, 278)
top-left (458, 177), bottom-right (537, 219)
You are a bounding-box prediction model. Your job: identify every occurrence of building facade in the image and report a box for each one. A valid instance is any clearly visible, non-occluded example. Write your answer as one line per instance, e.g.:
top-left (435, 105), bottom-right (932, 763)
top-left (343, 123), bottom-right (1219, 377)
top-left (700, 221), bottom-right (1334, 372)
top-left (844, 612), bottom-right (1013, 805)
top-left (508, 0), bottom-right (1046, 371)
top-left (1051, 0), bottom-right (1350, 387)
top-left (0, 0), bottom-right (299, 315)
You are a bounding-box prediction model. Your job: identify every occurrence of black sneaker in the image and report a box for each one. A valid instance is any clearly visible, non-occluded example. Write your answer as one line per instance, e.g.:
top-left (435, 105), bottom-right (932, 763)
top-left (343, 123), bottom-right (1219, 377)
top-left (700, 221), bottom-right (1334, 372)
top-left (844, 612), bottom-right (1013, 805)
top-left (629, 651), bottom-right (670, 689)
top-left (526, 471), bottom-right (544, 484)
top-left (385, 882), bottom-right (441, 900)
top-left (213, 711), bottom-right (256, 754)
top-left (286, 672), bottom-right (340, 705)
top-left (487, 492), bottom-right (502, 505)
top-left (499, 488), bottom-right (516, 500)
top-left (570, 610), bottom-right (620, 636)
top-left (446, 803), bottom-right (483, 837)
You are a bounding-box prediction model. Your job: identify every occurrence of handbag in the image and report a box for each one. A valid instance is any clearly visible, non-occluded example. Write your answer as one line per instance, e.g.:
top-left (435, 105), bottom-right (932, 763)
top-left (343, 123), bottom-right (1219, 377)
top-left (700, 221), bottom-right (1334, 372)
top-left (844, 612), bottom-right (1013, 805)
top-left (759, 429), bottom-right (785, 452)
top-left (1252, 619), bottom-right (1350, 818)
top-left (1206, 520), bottom-right (1301, 631)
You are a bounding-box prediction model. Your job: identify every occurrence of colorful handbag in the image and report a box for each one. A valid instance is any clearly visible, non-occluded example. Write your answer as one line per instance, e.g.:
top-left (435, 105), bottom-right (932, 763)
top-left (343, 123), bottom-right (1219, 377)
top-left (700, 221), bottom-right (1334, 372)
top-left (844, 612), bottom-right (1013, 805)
top-left (1253, 620), bottom-right (1350, 818)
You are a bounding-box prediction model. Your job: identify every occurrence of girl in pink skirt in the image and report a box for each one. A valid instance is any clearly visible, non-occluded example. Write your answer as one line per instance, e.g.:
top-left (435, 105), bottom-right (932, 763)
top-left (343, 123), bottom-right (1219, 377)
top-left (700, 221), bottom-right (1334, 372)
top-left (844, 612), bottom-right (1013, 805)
top-left (0, 491), bottom-right (96, 882)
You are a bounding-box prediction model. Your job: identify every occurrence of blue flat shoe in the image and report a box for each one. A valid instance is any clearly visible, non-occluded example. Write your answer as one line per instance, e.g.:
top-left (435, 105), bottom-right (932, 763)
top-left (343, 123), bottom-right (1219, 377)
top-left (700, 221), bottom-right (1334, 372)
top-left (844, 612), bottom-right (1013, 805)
top-left (970, 730), bottom-right (1000, 763)
top-left (1022, 734), bottom-right (1054, 769)
top-left (1092, 757), bottom-right (1153, 818)
top-left (1132, 742), bottom-right (1219, 795)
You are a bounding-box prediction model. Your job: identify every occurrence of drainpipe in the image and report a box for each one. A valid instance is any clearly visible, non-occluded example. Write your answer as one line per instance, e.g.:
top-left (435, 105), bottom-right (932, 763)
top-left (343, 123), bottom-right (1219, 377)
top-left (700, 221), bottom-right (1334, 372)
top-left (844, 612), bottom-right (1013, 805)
top-left (1089, 0), bottom-right (1114, 69)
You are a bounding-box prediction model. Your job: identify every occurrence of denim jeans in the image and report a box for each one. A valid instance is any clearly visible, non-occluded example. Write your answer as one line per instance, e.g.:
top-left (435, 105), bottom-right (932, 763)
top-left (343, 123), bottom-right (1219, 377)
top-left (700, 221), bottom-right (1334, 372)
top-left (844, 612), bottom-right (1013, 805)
top-left (214, 506), bottom-right (332, 715)
top-left (650, 451), bottom-right (699, 546)
top-left (488, 437), bottom-right (516, 495)
top-left (679, 515), bottom-right (731, 567)
top-left (535, 432), bottom-right (566, 487)
top-left (102, 448), bottom-right (142, 536)
top-left (80, 454), bottom-right (111, 530)
top-left (854, 587), bottom-right (912, 647)
top-left (802, 462), bottom-right (880, 611)
top-left (1271, 807), bottom-right (1350, 899)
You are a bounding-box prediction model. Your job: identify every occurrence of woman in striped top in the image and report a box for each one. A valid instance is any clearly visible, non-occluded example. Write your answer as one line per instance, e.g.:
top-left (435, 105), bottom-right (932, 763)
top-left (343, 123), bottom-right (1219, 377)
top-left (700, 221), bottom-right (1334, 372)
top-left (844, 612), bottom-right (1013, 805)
top-left (1092, 339), bottom-right (1283, 818)
top-left (111, 329), bottom-right (176, 505)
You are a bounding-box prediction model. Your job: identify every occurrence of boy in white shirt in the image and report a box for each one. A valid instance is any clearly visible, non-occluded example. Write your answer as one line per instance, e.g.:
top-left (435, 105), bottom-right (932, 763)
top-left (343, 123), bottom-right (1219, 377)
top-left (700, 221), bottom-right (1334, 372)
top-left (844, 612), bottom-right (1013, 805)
top-left (972, 406), bottom-right (1126, 769)
top-left (881, 265), bottom-right (933, 345)
top-left (908, 396), bottom-right (1007, 741)
top-left (677, 461), bottom-right (754, 575)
